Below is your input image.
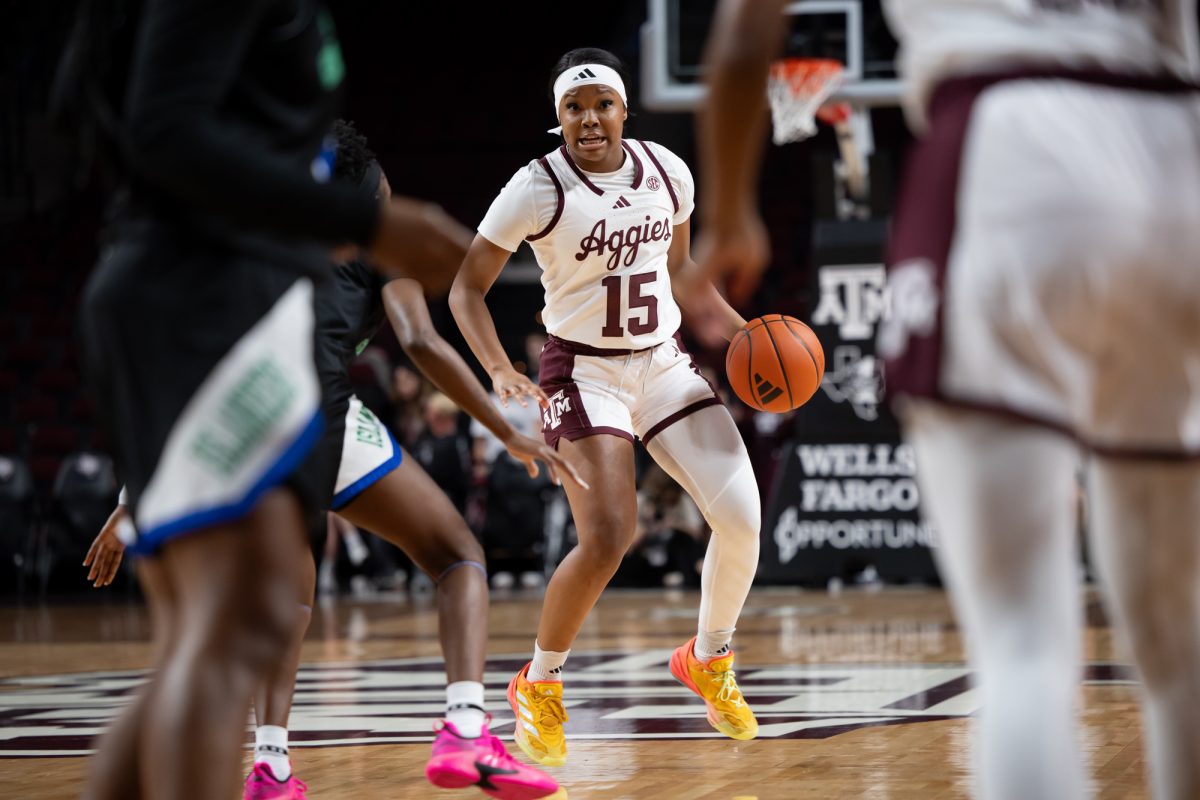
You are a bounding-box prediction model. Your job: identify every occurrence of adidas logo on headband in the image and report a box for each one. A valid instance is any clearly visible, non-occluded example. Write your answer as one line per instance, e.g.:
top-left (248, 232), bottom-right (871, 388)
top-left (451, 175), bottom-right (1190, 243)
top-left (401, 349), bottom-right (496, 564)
top-left (549, 63), bottom-right (629, 135)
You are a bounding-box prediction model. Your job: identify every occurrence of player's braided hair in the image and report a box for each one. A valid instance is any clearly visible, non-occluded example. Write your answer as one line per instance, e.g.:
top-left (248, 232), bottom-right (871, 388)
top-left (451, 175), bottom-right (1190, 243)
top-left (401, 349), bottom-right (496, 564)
top-left (332, 119), bottom-right (376, 185)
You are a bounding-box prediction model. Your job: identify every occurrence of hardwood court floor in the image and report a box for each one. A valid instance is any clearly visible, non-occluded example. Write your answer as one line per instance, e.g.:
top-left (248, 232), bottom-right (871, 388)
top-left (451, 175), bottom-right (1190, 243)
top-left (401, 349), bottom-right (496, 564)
top-left (0, 587), bottom-right (1147, 799)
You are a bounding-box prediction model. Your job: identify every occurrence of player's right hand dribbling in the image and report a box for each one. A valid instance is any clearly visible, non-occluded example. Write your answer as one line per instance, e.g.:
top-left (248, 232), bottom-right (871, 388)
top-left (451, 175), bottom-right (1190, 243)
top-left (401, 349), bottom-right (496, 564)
top-left (370, 197), bottom-right (473, 295)
top-left (84, 506), bottom-right (128, 588)
top-left (491, 366), bottom-right (548, 410)
top-left (691, 212), bottom-right (771, 306)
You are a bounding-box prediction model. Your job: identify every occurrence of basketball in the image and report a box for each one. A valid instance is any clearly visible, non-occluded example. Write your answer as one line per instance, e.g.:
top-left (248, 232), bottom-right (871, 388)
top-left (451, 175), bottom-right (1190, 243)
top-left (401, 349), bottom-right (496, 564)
top-left (725, 314), bottom-right (825, 412)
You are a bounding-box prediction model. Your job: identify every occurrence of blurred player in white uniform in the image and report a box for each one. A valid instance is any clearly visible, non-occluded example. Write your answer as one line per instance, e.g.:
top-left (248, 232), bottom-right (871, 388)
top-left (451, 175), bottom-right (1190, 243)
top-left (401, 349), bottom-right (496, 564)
top-left (695, 1), bottom-right (1200, 798)
top-left (451, 47), bottom-right (764, 768)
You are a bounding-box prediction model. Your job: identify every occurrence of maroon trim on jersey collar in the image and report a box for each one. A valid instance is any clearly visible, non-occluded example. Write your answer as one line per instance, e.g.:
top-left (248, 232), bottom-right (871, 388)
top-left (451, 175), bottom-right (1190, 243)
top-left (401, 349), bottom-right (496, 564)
top-left (622, 141), bottom-right (644, 190)
top-left (636, 140), bottom-right (679, 215)
top-left (526, 157), bottom-right (565, 242)
top-left (558, 142), bottom-right (643, 196)
top-left (559, 146), bottom-right (604, 195)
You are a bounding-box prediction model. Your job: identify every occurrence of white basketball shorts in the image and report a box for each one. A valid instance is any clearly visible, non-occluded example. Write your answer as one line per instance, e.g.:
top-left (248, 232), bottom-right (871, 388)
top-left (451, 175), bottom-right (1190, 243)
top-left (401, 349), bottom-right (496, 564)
top-left (537, 334), bottom-right (722, 449)
top-left (330, 396), bottom-right (402, 510)
top-left (882, 72), bottom-right (1200, 458)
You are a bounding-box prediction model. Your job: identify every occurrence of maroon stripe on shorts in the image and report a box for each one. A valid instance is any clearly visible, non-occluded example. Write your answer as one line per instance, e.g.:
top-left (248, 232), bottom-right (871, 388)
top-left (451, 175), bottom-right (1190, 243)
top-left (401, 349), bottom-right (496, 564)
top-left (526, 157), bottom-right (565, 242)
top-left (673, 332), bottom-right (723, 398)
top-left (641, 397), bottom-right (723, 446)
top-left (950, 67), bottom-right (1200, 97)
top-left (547, 333), bottom-right (650, 357)
top-left (909, 394), bottom-right (1200, 463)
top-left (636, 140), bottom-right (678, 215)
top-left (561, 426), bottom-right (636, 447)
top-left (883, 78), bottom-right (985, 400)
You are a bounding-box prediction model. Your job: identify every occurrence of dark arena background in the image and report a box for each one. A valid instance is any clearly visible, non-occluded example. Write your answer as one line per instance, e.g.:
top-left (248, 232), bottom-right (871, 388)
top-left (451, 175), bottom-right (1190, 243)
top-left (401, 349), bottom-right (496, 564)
top-left (0, 2), bottom-right (1166, 798)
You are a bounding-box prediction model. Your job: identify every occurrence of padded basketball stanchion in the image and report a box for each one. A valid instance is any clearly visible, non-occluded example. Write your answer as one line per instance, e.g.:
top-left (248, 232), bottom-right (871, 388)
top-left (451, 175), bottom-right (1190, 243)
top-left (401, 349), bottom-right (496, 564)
top-left (769, 58), bottom-right (874, 222)
top-left (819, 104), bottom-right (874, 221)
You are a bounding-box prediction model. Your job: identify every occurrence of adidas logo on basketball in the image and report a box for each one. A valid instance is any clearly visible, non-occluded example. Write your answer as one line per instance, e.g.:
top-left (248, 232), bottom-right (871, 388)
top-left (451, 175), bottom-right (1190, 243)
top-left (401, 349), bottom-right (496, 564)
top-left (754, 373), bottom-right (783, 405)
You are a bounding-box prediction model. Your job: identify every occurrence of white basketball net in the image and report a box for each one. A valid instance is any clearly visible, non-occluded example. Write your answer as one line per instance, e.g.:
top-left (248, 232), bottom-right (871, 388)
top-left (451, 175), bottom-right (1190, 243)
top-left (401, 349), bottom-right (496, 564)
top-left (766, 59), bottom-right (845, 145)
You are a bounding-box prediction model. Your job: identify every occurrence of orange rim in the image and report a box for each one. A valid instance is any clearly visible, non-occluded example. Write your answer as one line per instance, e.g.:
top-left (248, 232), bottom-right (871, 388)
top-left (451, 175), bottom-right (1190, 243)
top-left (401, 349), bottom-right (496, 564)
top-left (768, 57), bottom-right (844, 97)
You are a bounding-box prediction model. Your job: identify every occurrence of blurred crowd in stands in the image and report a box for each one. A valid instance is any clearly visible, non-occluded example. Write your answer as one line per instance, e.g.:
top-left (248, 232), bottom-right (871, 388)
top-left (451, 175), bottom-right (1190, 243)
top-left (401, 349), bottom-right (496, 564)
top-left (0, 222), bottom-right (798, 599)
top-left (0, 5), bottom-right (824, 601)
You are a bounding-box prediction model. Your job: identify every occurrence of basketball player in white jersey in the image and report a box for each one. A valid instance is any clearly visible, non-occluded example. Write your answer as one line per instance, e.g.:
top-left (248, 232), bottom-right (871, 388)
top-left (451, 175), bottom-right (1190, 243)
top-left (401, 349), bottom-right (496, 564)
top-left (451, 47), bottom-right (764, 767)
top-left (696, 1), bottom-right (1200, 798)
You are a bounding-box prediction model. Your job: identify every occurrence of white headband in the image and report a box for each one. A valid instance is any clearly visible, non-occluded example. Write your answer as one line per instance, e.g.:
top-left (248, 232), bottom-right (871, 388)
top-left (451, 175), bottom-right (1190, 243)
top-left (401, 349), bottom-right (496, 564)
top-left (548, 63), bottom-right (628, 135)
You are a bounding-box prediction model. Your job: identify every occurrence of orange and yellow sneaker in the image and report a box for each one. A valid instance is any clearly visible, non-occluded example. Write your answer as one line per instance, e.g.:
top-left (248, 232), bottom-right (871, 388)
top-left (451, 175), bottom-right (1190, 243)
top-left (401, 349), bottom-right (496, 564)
top-left (669, 637), bottom-right (758, 741)
top-left (507, 662), bottom-right (569, 767)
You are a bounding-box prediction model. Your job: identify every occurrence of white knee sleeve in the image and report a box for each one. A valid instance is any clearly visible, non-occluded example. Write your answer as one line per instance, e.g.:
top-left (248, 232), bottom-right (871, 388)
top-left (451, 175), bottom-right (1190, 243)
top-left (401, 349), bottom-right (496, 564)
top-left (646, 406), bottom-right (761, 636)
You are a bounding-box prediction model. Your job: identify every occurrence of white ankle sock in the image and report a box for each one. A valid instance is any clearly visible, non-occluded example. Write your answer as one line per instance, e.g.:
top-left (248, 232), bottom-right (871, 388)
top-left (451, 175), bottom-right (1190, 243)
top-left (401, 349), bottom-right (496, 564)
top-left (254, 725), bottom-right (291, 781)
top-left (694, 629), bottom-right (734, 662)
top-left (528, 641), bottom-right (569, 683)
top-left (445, 680), bottom-right (486, 738)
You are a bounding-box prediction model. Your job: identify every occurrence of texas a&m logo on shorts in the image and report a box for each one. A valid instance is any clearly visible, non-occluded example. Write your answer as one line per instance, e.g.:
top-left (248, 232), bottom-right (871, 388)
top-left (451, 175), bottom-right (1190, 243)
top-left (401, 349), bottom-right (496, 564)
top-left (542, 389), bottom-right (572, 430)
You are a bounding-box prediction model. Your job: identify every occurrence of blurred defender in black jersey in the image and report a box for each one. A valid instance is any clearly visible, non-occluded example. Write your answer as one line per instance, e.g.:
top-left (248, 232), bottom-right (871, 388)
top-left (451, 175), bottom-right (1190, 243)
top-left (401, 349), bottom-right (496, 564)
top-left (84, 121), bottom-right (579, 800)
top-left (53, 1), bottom-right (472, 798)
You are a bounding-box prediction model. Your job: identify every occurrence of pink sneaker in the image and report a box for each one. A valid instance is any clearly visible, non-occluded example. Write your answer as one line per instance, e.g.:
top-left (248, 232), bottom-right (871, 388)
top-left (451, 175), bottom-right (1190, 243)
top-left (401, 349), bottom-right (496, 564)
top-left (243, 762), bottom-right (308, 800)
top-left (426, 720), bottom-right (560, 800)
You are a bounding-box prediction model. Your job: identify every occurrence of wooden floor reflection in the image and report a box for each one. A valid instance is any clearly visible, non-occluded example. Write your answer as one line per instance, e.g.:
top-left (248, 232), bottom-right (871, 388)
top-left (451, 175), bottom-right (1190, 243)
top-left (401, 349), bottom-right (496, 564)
top-left (0, 587), bottom-right (1147, 799)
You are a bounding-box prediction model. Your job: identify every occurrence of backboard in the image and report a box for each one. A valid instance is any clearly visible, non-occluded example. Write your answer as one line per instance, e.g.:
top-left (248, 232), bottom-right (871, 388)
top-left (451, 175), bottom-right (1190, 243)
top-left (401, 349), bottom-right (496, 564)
top-left (641, 0), bottom-right (903, 111)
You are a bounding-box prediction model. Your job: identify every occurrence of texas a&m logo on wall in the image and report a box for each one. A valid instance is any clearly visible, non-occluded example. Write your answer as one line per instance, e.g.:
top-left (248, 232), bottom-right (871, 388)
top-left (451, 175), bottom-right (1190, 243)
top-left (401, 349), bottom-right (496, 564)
top-left (811, 263), bottom-right (889, 423)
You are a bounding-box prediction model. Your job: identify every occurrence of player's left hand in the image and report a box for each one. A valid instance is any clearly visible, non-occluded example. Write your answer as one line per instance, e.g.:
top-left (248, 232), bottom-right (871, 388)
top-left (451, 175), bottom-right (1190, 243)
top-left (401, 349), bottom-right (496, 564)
top-left (492, 366), bottom-right (548, 409)
top-left (690, 212), bottom-right (771, 307)
top-left (503, 432), bottom-right (590, 491)
top-left (84, 506), bottom-right (128, 588)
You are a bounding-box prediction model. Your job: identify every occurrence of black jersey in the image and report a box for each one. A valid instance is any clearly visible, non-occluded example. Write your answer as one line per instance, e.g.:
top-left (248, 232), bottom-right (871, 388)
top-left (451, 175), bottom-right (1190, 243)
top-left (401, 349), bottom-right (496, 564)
top-left (115, 0), bottom-right (378, 271)
top-left (314, 261), bottom-right (387, 410)
top-left (298, 259), bottom-right (388, 508)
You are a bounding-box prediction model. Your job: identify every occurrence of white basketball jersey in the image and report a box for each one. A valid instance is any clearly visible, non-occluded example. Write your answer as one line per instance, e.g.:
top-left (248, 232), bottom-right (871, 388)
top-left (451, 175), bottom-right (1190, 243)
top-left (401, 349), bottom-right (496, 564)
top-left (884, 0), bottom-right (1200, 127)
top-left (478, 140), bottom-right (692, 350)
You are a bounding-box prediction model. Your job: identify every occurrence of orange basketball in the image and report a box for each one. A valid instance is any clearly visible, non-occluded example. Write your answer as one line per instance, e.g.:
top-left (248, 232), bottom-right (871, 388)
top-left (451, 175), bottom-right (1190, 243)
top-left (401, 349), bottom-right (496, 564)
top-left (725, 315), bottom-right (825, 412)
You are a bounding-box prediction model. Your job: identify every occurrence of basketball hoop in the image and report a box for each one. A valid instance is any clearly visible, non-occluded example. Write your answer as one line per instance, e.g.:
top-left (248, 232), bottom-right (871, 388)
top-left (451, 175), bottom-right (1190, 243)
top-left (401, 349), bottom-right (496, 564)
top-left (768, 57), bottom-right (871, 217)
top-left (766, 58), bottom-right (845, 145)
